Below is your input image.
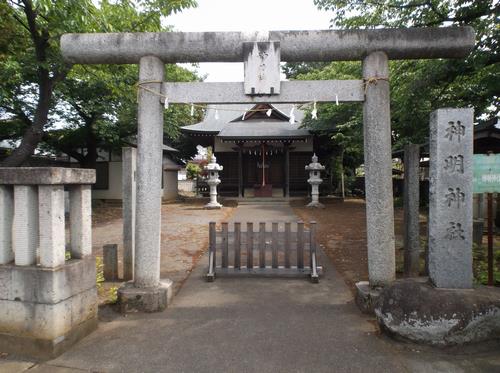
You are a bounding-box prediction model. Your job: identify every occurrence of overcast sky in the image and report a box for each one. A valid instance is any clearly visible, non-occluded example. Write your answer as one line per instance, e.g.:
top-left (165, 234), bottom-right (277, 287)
top-left (164, 0), bottom-right (333, 82)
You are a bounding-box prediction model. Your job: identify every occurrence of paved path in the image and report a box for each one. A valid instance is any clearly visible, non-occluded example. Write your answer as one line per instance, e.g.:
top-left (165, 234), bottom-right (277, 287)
top-left (6, 204), bottom-right (500, 372)
top-left (229, 202), bottom-right (297, 223)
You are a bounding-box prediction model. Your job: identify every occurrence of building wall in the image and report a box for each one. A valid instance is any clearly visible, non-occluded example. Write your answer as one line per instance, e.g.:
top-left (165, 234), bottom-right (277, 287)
top-left (92, 161), bottom-right (123, 200)
top-left (179, 179), bottom-right (195, 192)
top-left (92, 156), bottom-right (179, 201)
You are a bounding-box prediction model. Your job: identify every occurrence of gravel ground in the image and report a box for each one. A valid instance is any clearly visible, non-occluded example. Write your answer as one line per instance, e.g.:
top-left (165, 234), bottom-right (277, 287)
top-left (292, 198), bottom-right (417, 292)
top-left (91, 201), bottom-right (235, 303)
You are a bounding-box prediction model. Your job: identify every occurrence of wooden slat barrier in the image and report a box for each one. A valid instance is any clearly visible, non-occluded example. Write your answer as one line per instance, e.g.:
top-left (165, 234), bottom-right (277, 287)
top-left (246, 222), bottom-right (253, 269)
top-left (234, 222), bottom-right (241, 269)
top-left (207, 221), bottom-right (321, 283)
top-left (221, 222), bottom-right (228, 268)
top-left (297, 221), bottom-right (304, 269)
top-left (272, 222), bottom-right (278, 269)
top-left (259, 222), bottom-right (265, 268)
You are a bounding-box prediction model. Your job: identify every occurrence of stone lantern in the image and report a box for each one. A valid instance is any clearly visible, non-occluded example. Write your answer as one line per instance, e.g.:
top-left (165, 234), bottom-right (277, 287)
top-left (204, 154), bottom-right (223, 209)
top-left (305, 154), bottom-right (325, 208)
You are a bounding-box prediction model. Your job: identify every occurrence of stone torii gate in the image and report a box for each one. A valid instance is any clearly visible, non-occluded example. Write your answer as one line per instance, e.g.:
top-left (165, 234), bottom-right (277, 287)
top-left (61, 27), bottom-right (474, 312)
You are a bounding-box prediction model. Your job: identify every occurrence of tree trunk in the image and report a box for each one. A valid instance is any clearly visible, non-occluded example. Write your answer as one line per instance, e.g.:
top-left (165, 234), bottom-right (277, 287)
top-left (81, 131), bottom-right (98, 169)
top-left (0, 0), bottom-right (54, 167)
top-left (0, 77), bottom-right (51, 167)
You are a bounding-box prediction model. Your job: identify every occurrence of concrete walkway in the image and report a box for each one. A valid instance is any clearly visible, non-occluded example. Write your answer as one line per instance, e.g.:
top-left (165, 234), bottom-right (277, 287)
top-left (9, 204), bottom-right (500, 372)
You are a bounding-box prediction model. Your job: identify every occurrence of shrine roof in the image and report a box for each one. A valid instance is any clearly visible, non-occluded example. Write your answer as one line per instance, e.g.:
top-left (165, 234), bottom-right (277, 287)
top-left (218, 120), bottom-right (310, 140)
top-left (181, 103), bottom-right (309, 139)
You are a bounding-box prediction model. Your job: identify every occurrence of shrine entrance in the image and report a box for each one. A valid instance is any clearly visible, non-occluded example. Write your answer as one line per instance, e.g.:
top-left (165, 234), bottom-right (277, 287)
top-left (60, 27), bottom-right (474, 312)
top-left (182, 102), bottom-right (311, 198)
top-left (248, 145), bottom-right (284, 197)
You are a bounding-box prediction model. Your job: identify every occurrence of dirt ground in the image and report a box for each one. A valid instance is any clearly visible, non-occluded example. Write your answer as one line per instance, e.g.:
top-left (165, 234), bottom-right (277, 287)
top-left (91, 200), bottom-right (235, 304)
top-left (292, 198), bottom-right (371, 292)
top-left (293, 198), bottom-right (425, 292)
top-left (293, 197), bottom-right (500, 291)
top-left (91, 198), bottom-right (498, 304)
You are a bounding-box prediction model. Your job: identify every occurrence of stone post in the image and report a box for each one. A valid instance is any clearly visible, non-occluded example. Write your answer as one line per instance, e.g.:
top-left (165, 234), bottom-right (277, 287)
top-left (205, 155), bottom-right (223, 209)
top-left (38, 185), bottom-right (66, 268)
top-left (122, 147), bottom-right (136, 281)
top-left (362, 51), bottom-right (395, 286)
top-left (403, 144), bottom-right (421, 277)
top-left (428, 108), bottom-right (474, 288)
top-left (305, 154), bottom-right (325, 208)
top-left (103, 244), bottom-right (119, 281)
top-left (0, 186), bottom-right (14, 264)
top-left (13, 185), bottom-right (39, 266)
top-left (162, 159), bottom-right (181, 201)
top-left (69, 184), bottom-right (92, 259)
top-left (118, 56), bottom-right (172, 313)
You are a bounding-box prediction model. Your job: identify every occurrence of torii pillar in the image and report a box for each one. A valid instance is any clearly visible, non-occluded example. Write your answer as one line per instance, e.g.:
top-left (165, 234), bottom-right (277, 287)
top-left (118, 56), bottom-right (173, 312)
top-left (362, 51), bottom-right (395, 286)
top-left (60, 27), bottom-right (474, 312)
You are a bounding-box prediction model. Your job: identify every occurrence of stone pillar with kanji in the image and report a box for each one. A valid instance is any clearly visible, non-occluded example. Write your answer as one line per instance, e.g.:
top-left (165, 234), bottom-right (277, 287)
top-left (428, 108), bottom-right (474, 288)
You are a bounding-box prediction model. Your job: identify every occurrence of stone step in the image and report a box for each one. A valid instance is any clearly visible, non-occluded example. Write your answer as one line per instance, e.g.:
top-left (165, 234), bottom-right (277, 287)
top-left (238, 202), bottom-right (290, 206)
top-left (224, 196), bottom-right (308, 206)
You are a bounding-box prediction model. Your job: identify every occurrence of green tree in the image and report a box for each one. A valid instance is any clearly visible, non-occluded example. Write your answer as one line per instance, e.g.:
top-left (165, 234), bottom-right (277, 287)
top-left (0, 0), bottom-right (197, 166)
top-left (286, 1), bottom-right (498, 192)
top-left (311, 0), bottom-right (499, 149)
top-left (42, 62), bottom-right (201, 168)
top-left (290, 62), bottom-right (364, 190)
top-left (282, 0), bottom-right (499, 196)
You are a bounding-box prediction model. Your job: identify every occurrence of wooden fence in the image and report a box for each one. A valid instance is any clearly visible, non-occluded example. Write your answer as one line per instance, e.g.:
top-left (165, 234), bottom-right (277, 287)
top-left (207, 221), bottom-right (321, 283)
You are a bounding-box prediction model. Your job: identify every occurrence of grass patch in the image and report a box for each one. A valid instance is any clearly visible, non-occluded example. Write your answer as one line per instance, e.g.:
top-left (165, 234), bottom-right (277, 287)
top-left (95, 256), bottom-right (119, 304)
top-left (473, 243), bottom-right (500, 286)
top-left (396, 239), bottom-right (500, 286)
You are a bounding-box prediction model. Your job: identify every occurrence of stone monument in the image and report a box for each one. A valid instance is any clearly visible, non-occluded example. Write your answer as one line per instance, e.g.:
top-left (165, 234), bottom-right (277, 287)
top-left (205, 155), bottom-right (223, 209)
top-left (374, 109), bottom-right (500, 346)
top-left (428, 108), bottom-right (474, 288)
top-left (0, 168), bottom-right (97, 358)
top-left (305, 154), bottom-right (325, 208)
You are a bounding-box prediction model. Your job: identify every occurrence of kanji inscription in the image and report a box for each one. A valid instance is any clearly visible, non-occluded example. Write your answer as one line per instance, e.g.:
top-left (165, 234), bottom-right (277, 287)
top-left (444, 155), bottom-right (464, 174)
top-left (445, 222), bottom-right (465, 240)
top-left (444, 120), bottom-right (465, 142)
top-left (445, 187), bottom-right (465, 208)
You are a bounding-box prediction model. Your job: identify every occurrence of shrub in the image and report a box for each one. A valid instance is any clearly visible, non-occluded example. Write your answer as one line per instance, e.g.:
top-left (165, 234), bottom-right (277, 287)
top-left (186, 162), bottom-right (202, 179)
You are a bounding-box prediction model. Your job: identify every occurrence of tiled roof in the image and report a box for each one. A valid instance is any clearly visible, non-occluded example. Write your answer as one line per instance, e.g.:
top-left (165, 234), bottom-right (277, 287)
top-left (181, 103), bottom-right (309, 139)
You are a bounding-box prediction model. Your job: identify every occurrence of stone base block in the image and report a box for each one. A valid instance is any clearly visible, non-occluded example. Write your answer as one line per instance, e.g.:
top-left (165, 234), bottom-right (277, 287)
top-left (204, 202), bottom-right (222, 210)
top-left (118, 279), bottom-right (173, 313)
top-left (0, 287), bottom-right (97, 340)
top-left (0, 258), bottom-right (98, 359)
top-left (375, 279), bottom-right (500, 346)
top-left (355, 281), bottom-right (382, 314)
top-left (306, 201), bottom-right (325, 209)
top-left (0, 257), bottom-right (96, 303)
top-left (0, 315), bottom-right (97, 360)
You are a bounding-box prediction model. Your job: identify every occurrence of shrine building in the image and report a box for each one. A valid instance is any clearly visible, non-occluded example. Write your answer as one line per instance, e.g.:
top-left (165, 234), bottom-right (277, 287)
top-left (181, 103), bottom-right (314, 197)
